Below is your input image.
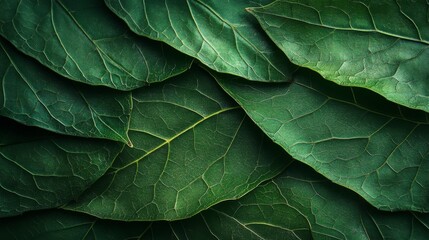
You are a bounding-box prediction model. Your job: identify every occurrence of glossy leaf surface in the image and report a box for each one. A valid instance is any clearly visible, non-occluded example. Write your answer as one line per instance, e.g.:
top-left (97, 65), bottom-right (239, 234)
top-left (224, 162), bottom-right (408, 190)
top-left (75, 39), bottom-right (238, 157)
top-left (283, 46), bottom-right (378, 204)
top-left (217, 68), bottom-right (429, 212)
top-left (0, 0), bottom-right (192, 90)
top-left (0, 117), bottom-right (123, 217)
top-left (249, 0), bottom-right (429, 112)
top-left (66, 67), bottom-right (289, 221)
top-left (2, 162), bottom-right (429, 239)
top-left (0, 38), bottom-right (132, 144)
top-left (105, 0), bottom-right (296, 82)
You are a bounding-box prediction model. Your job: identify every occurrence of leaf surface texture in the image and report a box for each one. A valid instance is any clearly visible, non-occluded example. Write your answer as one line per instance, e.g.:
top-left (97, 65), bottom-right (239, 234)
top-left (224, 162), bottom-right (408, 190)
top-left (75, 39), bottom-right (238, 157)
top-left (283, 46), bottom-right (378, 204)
top-left (0, 0), bottom-right (192, 90)
top-left (65, 67), bottom-right (289, 221)
top-left (249, 0), bottom-right (429, 112)
top-left (0, 118), bottom-right (123, 217)
top-left (0, 38), bottom-right (132, 144)
top-left (2, 162), bottom-right (429, 239)
top-left (217, 68), bottom-right (429, 212)
top-left (104, 0), bottom-right (296, 82)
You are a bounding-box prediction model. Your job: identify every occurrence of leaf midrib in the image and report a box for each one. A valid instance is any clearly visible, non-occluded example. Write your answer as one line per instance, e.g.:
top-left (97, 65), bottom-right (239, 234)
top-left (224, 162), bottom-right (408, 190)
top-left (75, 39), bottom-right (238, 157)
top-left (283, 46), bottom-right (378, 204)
top-left (295, 81), bottom-right (429, 125)
top-left (250, 5), bottom-right (429, 45)
top-left (112, 105), bottom-right (240, 173)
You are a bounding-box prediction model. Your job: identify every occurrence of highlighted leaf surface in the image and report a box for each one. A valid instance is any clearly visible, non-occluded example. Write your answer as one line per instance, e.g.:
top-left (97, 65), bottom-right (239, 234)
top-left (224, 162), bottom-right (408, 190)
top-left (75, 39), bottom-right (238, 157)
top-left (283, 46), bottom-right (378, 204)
top-left (105, 0), bottom-right (295, 82)
top-left (249, 0), bottom-right (429, 112)
top-left (0, 118), bottom-right (123, 217)
top-left (66, 67), bottom-right (289, 221)
top-left (0, 0), bottom-right (192, 90)
top-left (0, 38), bottom-right (132, 144)
top-left (217, 69), bottom-right (429, 212)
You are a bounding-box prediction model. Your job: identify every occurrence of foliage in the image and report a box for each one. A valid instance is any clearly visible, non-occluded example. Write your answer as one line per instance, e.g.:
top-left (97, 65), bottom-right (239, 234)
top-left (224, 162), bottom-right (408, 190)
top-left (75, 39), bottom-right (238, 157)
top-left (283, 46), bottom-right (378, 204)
top-left (0, 0), bottom-right (428, 239)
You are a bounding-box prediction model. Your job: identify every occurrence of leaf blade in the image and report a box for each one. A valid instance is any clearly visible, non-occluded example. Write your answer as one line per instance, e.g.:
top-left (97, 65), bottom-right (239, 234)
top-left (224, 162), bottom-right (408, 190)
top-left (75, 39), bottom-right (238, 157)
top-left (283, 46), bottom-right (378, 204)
top-left (249, 0), bottom-right (429, 112)
top-left (3, 162), bottom-right (429, 239)
top-left (104, 0), bottom-right (296, 82)
top-left (0, 37), bottom-right (132, 144)
top-left (211, 162), bottom-right (429, 239)
top-left (216, 68), bottom-right (429, 212)
top-left (0, 0), bottom-right (192, 90)
top-left (0, 117), bottom-right (123, 217)
top-left (65, 67), bottom-right (290, 221)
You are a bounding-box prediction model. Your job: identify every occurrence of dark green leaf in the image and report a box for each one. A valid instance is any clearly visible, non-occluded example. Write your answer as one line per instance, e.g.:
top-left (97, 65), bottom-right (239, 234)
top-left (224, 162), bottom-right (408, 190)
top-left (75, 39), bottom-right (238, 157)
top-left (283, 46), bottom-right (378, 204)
top-left (0, 38), bottom-right (132, 144)
top-left (2, 162), bottom-right (429, 239)
top-left (104, 0), bottom-right (296, 82)
top-left (0, 117), bottom-right (123, 217)
top-left (65, 67), bottom-right (289, 221)
top-left (216, 68), bottom-right (429, 212)
top-left (0, 0), bottom-right (192, 90)
top-left (248, 0), bottom-right (429, 112)
top-left (211, 162), bottom-right (429, 240)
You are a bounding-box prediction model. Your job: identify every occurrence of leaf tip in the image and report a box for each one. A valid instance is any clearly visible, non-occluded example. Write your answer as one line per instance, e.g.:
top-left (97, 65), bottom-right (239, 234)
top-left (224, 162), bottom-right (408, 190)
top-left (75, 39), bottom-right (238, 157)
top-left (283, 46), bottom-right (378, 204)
top-left (127, 140), bottom-right (134, 148)
top-left (245, 7), bottom-right (253, 13)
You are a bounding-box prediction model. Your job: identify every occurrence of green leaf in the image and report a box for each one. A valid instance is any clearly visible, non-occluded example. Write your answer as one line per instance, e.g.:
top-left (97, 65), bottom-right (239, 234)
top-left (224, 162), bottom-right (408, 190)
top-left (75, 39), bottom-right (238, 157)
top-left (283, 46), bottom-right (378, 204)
top-left (104, 0), bottom-right (296, 82)
top-left (65, 67), bottom-right (290, 221)
top-left (216, 68), bottom-right (429, 212)
top-left (0, 0), bottom-right (192, 90)
top-left (248, 0), bottom-right (429, 112)
top-left (211, 162), bottom-right (429, 240)
top-left (0, 117), bottom-right (124, 217)
top-left (0, 38), bottom-right (132, 144)
top-left (3, 162), bottom-right (429, 239)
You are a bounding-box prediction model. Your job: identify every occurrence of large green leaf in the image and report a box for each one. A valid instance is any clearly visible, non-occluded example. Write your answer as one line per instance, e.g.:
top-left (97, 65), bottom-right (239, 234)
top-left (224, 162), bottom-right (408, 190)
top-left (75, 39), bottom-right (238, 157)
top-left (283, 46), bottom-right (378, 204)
top-left (3, 162), bottom-right (429, 239)
top-left (248, 0), bottom-right (429, 112)
top-left (0, 117), bottom-right (124, 217)
top-left (0, 0), bottom-right (192, 90)
top-left (65, 67), bottom-right (289, 221)
top-left (104, 0), bottom-right (296, 82)
top-left (216, 68), bottom-right (429, 212)
top-left (0, 38), bottom-right (132, 144)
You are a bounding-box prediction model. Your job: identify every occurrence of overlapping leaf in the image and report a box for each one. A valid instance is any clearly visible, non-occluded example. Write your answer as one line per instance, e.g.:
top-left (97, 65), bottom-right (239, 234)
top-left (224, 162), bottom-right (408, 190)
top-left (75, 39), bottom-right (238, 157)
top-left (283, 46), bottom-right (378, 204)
top-left (3, 162), bottom-right (429, 239)
top-left (0, 117), bottom-right (124, 217)
top-left (211, 162), bottom-right (429, 240)
top-left (104, 0), bottom-right (296, 82)
top-left (0, 0), bottom-right (192, 90)
top-left (0, 0), bottom-right (427, 236)
top-left (0, 38), bottom-right (132, 144)
top-left (248, 0), bottom-right (429, 112)
top-left (65, 67), bottom-right (289, 221)
top-left (216, 68), bottom-right (429, 212)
